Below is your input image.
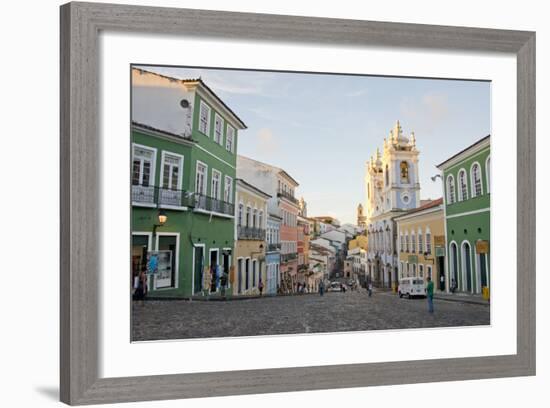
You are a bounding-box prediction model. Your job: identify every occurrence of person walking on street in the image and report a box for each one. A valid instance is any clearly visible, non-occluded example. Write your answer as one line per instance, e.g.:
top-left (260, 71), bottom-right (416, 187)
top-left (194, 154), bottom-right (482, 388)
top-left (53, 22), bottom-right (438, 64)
top-left (258, 280), bottom-right (264, 296)
top-left (450, 278), bottom-right (456, 293)
top-left (427, 277), bottom-right (434, 313)
top-left (319, 280), bottom-right (325, 296)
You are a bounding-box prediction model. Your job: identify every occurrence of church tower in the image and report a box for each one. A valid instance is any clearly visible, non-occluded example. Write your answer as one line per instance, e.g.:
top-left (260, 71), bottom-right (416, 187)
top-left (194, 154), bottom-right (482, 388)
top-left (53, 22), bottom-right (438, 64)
top-left (365, 120), bottom-right (420, 221)
top-left (357, 203), bottom-right (366, 228)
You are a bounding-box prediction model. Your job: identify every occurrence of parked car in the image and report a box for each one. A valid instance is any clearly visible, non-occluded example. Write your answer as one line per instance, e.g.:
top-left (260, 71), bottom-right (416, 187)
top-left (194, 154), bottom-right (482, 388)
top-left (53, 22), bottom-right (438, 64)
top-left (398, 277), bottom-right (426, 298)
top-left (328, 282), bottom-right (342, 292)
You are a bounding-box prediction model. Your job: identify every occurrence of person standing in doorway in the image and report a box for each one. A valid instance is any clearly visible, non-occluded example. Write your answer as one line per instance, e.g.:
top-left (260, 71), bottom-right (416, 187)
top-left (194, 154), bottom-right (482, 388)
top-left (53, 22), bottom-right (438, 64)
top-left (440, 274), bottom-right (445, 291)
top-left (427, 277), bottom-right (434, 313)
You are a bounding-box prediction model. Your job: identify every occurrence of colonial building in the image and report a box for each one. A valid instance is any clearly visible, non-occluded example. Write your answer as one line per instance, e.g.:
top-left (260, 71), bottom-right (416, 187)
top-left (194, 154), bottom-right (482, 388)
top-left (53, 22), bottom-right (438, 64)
top-left (237, 156), bottom-right (301, 293)
top-left (365, 121), bottom-right (421, 290)
top-left (437, 135), bottom-right (490, 295)
top-left (233, 179), bottom-right (270, 296)
top-left (395, 198), bottom-right (447, 292)
top-left (265, 213), bottom-right (282, 295)
top-left (131, 68), bottom-right (246, 298)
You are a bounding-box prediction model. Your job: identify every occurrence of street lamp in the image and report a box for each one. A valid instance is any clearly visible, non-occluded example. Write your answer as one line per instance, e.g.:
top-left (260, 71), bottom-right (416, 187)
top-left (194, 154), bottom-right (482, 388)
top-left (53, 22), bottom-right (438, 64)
top-left (153, 209), bottom-right (167, 238)
top-left (430, 174), bottom-right (442, 182)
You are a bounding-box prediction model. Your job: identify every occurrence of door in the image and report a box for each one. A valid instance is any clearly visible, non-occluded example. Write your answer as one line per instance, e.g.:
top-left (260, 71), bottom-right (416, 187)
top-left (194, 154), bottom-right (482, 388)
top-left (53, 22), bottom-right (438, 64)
top-left (479, 253), bottom-right (488, 289)
top-left (131, 235), bottom-right (149, 290)
top-left (193, 246), bottom-right (204, 294)
top-left (210, 250), bottom-right (219, 292)
top-left (156, 236), bottom-right (177, 289)
top-left (437, 256), bottom-right (445, 290)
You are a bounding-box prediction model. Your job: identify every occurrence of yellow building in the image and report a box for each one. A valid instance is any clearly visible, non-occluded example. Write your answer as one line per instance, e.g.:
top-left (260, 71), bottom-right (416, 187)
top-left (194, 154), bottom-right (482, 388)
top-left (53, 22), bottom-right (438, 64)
top-left (232, 179), bottom-right (271, 296)
top-left (348, 234), bottom-right (368, 251)
top-left (394, 198), bottom-right (447, 292)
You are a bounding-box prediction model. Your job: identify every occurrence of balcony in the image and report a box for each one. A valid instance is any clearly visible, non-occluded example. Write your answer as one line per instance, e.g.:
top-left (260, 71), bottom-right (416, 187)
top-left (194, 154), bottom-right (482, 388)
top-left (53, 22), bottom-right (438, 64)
top-left (237, 226), bottom-right (266, 240)
top-left (132, 185), bottom-right (194, 208)
top-left (193, 193), bottom-right (235, 216)
top-left (132, 185), bottom-right (234, 216)
top-left (267, 242), bottom-right (282, 252)
top-left (277, 190), bottom-right (300, 205)
top-left (281, 252), bottom-right (298, 263)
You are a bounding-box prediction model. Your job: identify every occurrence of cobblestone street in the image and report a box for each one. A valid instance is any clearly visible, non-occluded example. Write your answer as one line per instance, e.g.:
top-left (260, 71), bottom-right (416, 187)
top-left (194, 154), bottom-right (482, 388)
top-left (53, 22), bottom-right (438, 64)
top-left (132, 289), bottom-right (490, 341)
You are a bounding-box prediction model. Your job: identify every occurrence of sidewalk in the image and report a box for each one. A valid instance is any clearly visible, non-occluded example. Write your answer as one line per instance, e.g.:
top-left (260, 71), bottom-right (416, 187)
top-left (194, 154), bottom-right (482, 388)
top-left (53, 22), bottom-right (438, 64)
top-left (434, 291), bottom-right (490, 306)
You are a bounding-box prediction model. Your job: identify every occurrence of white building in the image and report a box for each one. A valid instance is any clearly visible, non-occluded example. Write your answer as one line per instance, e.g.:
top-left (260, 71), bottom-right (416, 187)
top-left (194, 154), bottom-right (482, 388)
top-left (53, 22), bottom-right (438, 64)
top-left (365, 121), bottom-right (421, 289)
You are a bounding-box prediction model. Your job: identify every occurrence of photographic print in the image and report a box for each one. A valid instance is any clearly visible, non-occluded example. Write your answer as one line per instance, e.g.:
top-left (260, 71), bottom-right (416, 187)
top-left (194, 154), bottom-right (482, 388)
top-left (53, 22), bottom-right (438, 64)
top-left (130, 65), bottom-right (491, 341)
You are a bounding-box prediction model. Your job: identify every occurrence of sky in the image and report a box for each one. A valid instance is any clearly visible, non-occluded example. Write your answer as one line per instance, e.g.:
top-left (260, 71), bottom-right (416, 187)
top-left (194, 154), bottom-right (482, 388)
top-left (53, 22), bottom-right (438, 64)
top-left (139, 65), bottom-right (490, 225)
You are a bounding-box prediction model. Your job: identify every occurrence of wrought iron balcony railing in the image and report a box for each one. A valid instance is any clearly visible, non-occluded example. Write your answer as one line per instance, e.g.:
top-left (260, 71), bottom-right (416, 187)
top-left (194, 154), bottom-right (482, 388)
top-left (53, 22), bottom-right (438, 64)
top-left (277, 190), bottom-right (300, 205)
top-left (132, 185), bottom-right (234, 216)
top-left (193, 193), bottom-right (234, 216)
top-left (281, 252), bottom-right (298, 263)
top-left (237, 226), bottom-right (266, 240)
top-left (267, 242), bottom-right (282, 252)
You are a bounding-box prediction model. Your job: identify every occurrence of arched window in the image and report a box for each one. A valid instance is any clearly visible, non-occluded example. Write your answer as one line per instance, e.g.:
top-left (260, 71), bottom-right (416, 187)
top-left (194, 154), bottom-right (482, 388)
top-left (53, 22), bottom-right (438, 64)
top-left (238, 203), bottom-right (244, 226)
top-left (411, 231), bottom-right (416, 253)
top-left (446, 175), bottom-right (456, 204)
top-left (485, 156), bottom-right (491, 193)
top-left (385, 164), bottom-right (389, 186)
top-left (458, 169), bottom-right (468, 201)
top-left (246, 206), bottom-right (251, 227)
top-left (419, 264), bottom-right (424, 278)
top-left (462, 242), bottom-right (473, 292)
top-left (400, 233), bottom-right (404, 252)
top-left (405, 232), bottom-right (409, 253)
top-left (400, 161), bottom-right (410, 183)
top-left (418, 229), bottom-right (423, 254)
top-left (471, 162), bottom-right (483, 197)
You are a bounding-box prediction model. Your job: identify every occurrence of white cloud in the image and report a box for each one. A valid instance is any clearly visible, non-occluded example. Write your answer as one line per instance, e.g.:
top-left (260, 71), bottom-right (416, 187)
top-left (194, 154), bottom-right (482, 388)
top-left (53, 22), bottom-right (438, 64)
top-left (255, 128), bottom-right (279, 155)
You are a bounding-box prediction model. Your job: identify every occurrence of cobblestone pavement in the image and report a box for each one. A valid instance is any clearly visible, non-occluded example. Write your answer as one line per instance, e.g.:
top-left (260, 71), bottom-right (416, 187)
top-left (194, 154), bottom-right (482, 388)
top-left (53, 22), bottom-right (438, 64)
top-left (132, 289), bottom-right (490, 341)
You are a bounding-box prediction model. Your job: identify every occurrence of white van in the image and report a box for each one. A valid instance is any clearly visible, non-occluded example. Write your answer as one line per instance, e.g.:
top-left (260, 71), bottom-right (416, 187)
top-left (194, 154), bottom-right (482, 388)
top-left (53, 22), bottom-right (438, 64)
top-left (398, 277), bottom-right (426, 298)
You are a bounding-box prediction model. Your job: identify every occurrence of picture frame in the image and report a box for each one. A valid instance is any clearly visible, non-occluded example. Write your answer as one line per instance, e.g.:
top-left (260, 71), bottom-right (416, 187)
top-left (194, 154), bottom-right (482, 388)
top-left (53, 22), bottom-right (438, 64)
top-left (60, 2), bottom-right (535, 405)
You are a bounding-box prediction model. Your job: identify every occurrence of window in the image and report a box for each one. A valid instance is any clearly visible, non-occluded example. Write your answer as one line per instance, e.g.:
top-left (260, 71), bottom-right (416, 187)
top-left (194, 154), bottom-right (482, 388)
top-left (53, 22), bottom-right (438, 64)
top-left (405, 232), bottom-right (409, 253)
top-left (385, 164), bottom-right (389, 186)
top-left (132, 145), bottom-right (155, 187)
top-left (427, 265), bottom-right (432, 279)
top-left (400, 161), bottom-right (409, 183)
top-left (458, 169), bottom-right (468, 201)
top-left (238, 203), bottom-right (243, 226)
top-left (224, 176), bottom-right (233, 203)
top-left (246, 206), bottom-right (251, 227)
top-left (446, 175), bottom-right (455, 204)
top-left (471, 162), bottom-right (483, 197)
top-left (418, 229), bottom-right (423, 254)
top-left (161, 153), bottom-right (182, 190)
top-left (426, 229), bottom-right (432, 255)
top-left (252, 208), bottom-right (257, 228)
top-left (226, 126), bottom-right (235, 152)
top-left (199, 101), bottom-right (211, 135)
top-left (400, 233), bottom-right (404, 252)
top-left (259, 211), bottom-right (264, 228)
top-left (211, 169), bottom-right (221, 200)
top-left (195, 161), bottom-right (207, 195)
top-left (214, 113), bottom-right (223, 144)
top-left (485, 156), bottom-right (491, 193)
top-left (411, 232), bottom-right (416, 253)
top-left (419, 264), bottom-right (424, 278)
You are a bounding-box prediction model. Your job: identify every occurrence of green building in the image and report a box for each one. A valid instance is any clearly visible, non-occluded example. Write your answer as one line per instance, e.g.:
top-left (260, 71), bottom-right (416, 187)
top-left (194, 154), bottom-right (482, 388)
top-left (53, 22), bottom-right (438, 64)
top-left (131, 67), bottom-right (247, 298)
top-left (437, 135), bottom-right (490, 295)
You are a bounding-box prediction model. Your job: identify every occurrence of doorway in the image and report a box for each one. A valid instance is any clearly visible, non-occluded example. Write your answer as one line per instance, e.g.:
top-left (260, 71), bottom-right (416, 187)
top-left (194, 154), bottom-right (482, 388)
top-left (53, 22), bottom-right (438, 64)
top-left (437, 256), bottom-right (445, 291)
top-left (157, 235), bottom-right (177, 289)
top-left (193, 245), bottom-right (204, 294)
top-left (210, 249), bottom-right (219, 293)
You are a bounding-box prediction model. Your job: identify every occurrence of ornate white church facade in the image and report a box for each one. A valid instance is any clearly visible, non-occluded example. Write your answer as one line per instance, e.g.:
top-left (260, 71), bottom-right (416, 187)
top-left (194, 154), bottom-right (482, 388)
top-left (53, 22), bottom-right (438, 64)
top-left (364, 121), bottom-right (421, 289)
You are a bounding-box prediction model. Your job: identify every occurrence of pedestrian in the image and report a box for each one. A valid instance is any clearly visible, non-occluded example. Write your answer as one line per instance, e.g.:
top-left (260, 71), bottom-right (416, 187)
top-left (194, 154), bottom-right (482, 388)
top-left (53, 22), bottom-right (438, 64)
top-left (319, 280), bottom-right (325, 296)
top-left (426, 276), bottom-right (434, 313)
top-left (368, 282), bottom-right (373, 297)
top-left (258, 280), bottom-right (264, 296)
top-left (440, 274), bottom-right (445, 291)
top-left (451, 278), bottom-right (456, 293)
top-left (133, 267), bottom-right (147, 304)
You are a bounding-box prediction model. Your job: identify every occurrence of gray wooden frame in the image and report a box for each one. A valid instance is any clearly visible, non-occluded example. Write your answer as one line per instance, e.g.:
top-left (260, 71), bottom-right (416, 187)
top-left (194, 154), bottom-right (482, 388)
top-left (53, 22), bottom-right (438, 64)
top-left (60, 1), bottom-right (535, 405)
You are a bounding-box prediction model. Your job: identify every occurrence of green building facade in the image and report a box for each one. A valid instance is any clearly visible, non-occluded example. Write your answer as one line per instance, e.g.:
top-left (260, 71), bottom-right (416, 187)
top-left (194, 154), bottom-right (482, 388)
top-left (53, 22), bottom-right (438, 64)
top-left (131, 68), bottom-right (246, 298)
top-left (437, 135), bottom-right (490, 295)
